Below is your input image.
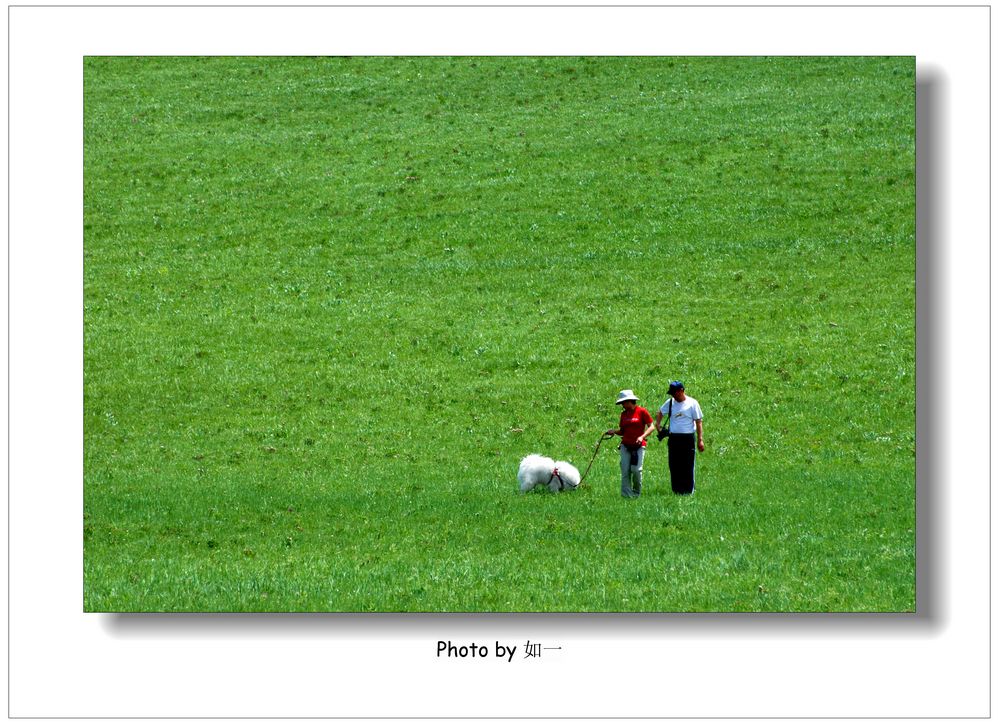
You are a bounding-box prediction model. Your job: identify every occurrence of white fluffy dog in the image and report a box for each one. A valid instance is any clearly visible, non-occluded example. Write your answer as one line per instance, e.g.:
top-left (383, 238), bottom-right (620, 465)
top-left (518, 454), bottom-right (582, 493)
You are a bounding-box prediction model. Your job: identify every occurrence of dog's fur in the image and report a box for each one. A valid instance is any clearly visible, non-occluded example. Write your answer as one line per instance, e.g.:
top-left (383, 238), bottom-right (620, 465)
top-left (517, 453), bottom-right (582, 493)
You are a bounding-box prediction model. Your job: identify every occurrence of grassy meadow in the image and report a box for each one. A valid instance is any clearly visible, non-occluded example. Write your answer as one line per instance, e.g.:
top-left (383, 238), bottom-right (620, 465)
top-left (84, 57), bottom-right (915, 611)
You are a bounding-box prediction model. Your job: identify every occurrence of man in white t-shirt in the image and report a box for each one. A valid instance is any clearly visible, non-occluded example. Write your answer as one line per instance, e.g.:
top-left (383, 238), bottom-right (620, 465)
top-left (654, 381), bottom-right (704, 494)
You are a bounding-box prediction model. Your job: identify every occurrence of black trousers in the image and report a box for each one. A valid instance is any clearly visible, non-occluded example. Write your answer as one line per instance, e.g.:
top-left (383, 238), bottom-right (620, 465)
top-left (667, 433), bottom-right (696, 494)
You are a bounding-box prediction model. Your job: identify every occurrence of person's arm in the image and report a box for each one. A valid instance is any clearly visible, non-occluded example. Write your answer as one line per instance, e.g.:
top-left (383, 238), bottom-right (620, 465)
top-left (654, 410), bottom-right (664, 432)
top-left (637, 409), bottom-right (655, 443)
top-left (606, 426), bottom-right (621, 436)
top-left (695, 419), bottom-right (705, 452)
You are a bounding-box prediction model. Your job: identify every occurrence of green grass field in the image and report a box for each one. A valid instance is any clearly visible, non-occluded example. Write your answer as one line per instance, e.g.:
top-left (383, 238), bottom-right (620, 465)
top-left (84, 56), bottom-right (915, 611)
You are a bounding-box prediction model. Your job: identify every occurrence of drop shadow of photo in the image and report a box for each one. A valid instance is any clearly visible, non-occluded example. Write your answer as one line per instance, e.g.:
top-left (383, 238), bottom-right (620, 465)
top-left (913, 70), bottom-right (945, 628)
top-left (100, 68), bottom-right (941, 640)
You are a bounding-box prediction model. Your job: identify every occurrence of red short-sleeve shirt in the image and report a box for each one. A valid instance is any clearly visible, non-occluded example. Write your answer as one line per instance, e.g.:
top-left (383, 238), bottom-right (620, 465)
top-left (619, 406), bottom-right (653, 447)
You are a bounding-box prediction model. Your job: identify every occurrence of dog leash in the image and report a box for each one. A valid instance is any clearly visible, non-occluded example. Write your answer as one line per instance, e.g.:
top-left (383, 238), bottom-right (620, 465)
top-left (579, 432), bottom-right (614, 486)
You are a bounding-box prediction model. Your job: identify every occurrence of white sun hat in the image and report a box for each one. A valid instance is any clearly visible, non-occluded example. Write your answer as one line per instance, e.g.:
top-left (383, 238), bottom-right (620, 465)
top-left (615, 389), bottom-right (639, 405)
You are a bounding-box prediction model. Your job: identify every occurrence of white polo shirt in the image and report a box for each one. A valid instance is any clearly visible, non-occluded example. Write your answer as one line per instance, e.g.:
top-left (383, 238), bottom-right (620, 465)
top-left (659, 396), bottom-right (703, 434)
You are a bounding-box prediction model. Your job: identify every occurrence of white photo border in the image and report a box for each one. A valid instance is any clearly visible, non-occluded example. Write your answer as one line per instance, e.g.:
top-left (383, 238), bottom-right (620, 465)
top-left (9, 3), bottom-right (990, 718)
